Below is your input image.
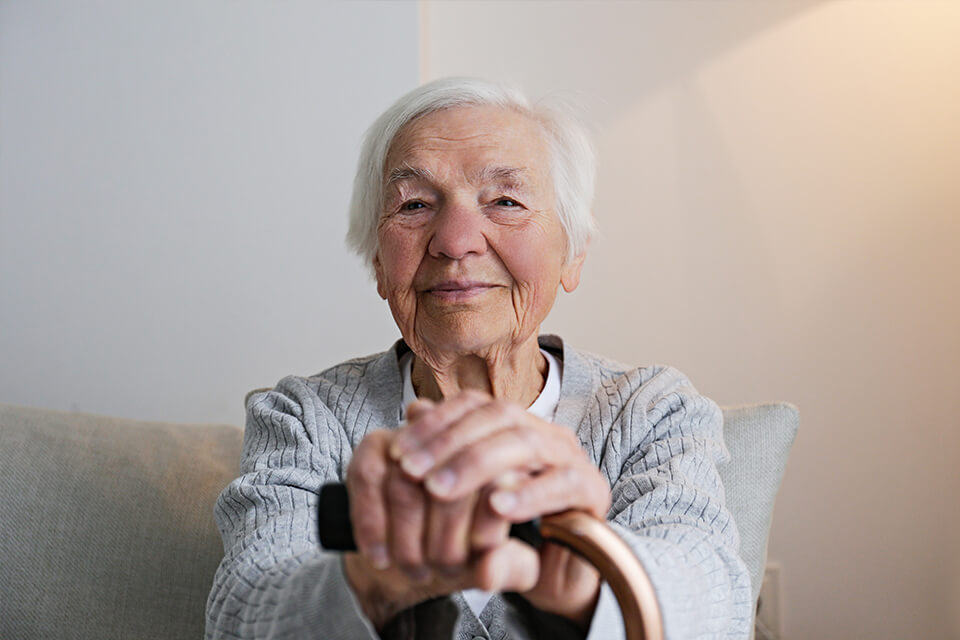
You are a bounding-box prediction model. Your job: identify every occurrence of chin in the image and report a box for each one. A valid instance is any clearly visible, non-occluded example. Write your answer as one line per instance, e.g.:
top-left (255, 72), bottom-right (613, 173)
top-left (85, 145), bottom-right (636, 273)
top-left (417, 321), bottom-right (511, 356)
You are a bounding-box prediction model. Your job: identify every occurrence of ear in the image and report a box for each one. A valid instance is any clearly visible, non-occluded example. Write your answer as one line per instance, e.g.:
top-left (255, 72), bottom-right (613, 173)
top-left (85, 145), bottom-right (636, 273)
top-left (560, 251), bottom-right (586, 293)
top-left (373, 254), bottom-right (388, 300)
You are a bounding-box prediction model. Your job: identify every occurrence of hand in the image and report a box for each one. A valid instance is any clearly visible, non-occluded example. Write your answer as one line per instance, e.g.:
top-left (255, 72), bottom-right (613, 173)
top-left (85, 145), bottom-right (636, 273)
top-left (344, 399), bottom-right (534, 629)
top-left (390, 390), bottom-right (612, 627)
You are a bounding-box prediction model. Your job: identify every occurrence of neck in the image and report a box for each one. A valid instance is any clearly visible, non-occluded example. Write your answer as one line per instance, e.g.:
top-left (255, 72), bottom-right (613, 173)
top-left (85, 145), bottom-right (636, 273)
top-left (410, 337), bottom-right (547, 407)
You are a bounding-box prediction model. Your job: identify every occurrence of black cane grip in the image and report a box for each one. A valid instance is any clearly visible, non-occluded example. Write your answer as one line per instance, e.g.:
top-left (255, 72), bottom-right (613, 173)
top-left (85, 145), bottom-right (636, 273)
top-left (318, 482), bottom-right (542, 551)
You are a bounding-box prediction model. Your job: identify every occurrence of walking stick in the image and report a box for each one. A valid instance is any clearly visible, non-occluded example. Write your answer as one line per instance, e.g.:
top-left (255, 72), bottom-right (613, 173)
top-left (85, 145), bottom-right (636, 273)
top-left (318, 484), bottom-right (664, 640)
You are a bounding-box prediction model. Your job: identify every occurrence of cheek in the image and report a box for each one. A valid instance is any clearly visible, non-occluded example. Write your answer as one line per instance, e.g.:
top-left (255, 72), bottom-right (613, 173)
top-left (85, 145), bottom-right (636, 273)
top-left (377, 229), bottom-right (422, 286)
top-left (498, 228), bottom-right (565, 293)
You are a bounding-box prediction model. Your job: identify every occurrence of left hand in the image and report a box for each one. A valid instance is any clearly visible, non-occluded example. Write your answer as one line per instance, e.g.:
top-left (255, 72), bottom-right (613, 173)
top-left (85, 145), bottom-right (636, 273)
top-left (390, 390), bottom-right (612, 628)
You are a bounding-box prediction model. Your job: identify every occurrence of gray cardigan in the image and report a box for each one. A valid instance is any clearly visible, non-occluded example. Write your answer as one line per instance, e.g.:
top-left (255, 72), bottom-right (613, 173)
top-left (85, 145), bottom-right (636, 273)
top-left (206, 336), bottom-right (752, 639)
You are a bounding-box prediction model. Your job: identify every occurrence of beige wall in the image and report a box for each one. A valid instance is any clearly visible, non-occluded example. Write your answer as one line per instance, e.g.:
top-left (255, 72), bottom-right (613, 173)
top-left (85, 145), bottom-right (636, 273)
top-left (423, 1), bottom-right (960, 638)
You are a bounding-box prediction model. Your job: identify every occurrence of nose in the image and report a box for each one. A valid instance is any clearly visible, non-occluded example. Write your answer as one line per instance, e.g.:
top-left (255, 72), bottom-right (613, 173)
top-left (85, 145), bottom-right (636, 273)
top-left (427, 200), bottom-right (487, 260)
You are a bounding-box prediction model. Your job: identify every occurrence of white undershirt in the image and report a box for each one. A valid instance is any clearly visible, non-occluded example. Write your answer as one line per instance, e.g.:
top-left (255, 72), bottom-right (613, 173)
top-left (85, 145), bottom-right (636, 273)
top-left (397, 348), bottom-right (562, 616)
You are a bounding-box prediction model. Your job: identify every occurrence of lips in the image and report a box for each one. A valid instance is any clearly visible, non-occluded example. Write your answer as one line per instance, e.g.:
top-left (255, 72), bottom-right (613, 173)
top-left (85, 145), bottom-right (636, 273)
top-left (429, 280), bottom-right (493, 291)
top-left (423, 280), bottom-right (499, 301)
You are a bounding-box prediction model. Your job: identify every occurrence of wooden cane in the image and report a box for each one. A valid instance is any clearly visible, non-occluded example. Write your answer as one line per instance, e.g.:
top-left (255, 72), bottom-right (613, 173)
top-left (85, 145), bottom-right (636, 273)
top-left (540, 510), bottom-right (663, 640)
top-left (318, 484), bottom-right (664, 640)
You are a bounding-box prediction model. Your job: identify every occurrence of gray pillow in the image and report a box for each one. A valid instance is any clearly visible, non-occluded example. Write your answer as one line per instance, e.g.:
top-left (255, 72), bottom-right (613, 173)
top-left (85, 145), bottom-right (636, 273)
top-left (719, 403), bottom-right (799, 602)
top-left (0, 403), bottom-right (242, 640)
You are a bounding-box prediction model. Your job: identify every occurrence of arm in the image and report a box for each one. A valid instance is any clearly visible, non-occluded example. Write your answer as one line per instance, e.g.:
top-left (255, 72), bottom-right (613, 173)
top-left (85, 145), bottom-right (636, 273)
top-left (587, 366), bottom-right (752, 640)
top-left (205, 377), bottom-right (381, 640)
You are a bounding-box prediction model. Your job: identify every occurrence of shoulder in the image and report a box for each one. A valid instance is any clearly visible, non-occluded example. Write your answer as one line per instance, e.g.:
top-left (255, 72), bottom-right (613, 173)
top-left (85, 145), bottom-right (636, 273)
top-left (558, 337), bottom-right (703, 406)
top-left (244, 342), bottom-right (405, 436)
top-left (549, 335), bottom-right (721, 441)
top-left (550, 338), bottom-right (725, 491)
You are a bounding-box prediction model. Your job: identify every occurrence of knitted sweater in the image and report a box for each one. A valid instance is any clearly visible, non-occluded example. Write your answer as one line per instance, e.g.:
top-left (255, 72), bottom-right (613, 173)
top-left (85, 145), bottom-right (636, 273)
top-left (206, 336), bottom-right (752, 639)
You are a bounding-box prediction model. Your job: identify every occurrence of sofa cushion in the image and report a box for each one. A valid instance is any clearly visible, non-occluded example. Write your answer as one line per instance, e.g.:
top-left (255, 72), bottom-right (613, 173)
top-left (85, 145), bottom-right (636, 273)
top-left (0, 402), bottom-right (242, 640)
top-left (0, 400), bottom-right (797, 639)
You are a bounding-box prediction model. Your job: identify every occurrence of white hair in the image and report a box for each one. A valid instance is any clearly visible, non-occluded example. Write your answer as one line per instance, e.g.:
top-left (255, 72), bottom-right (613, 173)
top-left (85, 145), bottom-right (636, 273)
top-left (346, 77), bottom-right (596, 273)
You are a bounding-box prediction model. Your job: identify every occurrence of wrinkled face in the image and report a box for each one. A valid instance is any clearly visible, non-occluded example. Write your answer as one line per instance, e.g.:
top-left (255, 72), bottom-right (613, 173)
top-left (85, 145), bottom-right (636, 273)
top-left (373, 105), bottom-right (584, 358)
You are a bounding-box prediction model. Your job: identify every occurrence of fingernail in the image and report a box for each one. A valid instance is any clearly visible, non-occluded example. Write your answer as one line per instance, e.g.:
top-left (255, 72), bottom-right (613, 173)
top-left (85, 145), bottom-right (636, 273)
top-left (401, 451), bottom-right (433, 477)
top-left (390, 436), bottom-right (414, 460)
top-left (425, 469), bottom-right (456, 497)
top-left (496, 471), bottom-right (521, 490)
top-left (490, 491), bottom-right (517, 515)
top-left (368, 544), bottom-right (390, 570)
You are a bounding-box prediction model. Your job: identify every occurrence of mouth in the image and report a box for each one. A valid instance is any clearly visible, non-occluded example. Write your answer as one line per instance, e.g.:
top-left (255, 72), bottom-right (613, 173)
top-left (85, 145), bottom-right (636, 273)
top-left (424, 280), bottom-right (498, 301)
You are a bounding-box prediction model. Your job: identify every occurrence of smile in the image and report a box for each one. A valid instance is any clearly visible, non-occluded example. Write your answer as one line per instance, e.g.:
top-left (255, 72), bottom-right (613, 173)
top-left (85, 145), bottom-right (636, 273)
top-left (424, 280), bottom-right (498, 301)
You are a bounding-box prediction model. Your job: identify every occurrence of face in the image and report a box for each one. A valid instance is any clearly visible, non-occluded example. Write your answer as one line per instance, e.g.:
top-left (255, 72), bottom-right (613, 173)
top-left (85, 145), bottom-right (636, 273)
top-left (373, 105), bottom-right (585, 361)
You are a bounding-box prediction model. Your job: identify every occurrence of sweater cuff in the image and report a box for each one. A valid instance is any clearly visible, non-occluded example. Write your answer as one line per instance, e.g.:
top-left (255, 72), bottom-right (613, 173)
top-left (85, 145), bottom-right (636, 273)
top-left (296, 555), bottom-right (381, 639)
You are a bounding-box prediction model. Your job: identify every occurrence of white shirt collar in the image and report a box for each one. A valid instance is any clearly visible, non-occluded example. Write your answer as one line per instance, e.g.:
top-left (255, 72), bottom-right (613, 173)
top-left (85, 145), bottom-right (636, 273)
top-left (398, 349), bottom-right (562, 421)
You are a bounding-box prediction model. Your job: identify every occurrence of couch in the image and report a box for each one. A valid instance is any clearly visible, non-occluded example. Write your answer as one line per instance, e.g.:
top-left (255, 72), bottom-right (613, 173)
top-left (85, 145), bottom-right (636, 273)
top-left (0, 400), bottom-right (797, 639)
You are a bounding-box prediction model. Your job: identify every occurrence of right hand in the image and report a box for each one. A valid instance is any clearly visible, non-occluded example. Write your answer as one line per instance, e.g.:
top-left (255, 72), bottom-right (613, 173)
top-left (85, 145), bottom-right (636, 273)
top-left (343, 398), bottom-right (538, 630)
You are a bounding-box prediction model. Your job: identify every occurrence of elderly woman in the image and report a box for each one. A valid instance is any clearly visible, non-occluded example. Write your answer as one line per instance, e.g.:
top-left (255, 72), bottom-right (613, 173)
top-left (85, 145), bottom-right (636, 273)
top-left (206, 78), bottom-right (751, 640)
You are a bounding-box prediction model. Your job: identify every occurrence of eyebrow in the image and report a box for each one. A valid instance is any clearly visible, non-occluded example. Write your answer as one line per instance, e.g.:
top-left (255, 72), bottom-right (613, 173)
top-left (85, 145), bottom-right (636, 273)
top-left (386, 164), bottom-right (437, 186)
top-left (386, 164), bottom-right (531, 189)
top-left (477, 165), bottom-right (531, 188)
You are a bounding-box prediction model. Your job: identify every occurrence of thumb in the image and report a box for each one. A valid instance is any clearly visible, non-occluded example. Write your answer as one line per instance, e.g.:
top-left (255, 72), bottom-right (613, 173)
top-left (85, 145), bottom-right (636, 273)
top-left (473, 539), bottom-right (540, 593)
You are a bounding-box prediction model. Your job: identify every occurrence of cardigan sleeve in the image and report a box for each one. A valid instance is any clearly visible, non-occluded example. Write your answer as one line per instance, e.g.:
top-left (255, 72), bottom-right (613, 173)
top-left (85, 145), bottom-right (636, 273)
top-left (586, 366), bottom-right (753, 640)
top-left (204, 377), bottom-right (381, 640)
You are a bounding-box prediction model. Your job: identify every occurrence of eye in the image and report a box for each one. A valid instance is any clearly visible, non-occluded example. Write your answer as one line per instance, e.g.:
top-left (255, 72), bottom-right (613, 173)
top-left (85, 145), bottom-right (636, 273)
top-left (495, 198), bottom-right (520, 207)
top-left (401, 200), bottom-right (427, 212)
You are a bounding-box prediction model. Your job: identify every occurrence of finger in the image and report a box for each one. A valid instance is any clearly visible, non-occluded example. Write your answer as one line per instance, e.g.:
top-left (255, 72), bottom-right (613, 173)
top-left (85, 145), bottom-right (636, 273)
top-left (524, 541), bottom-right (602, 625)
top-left (468, 487), bottom-right (511, 551)
top-left (384, 463), bottom-right (431, 581)
top-left (536, 541), bottom-right (599, 593)
top-left (404, 398), bottom-right (434, 422)
top-left (422, 424), bottom-right (583, 500)
top-left (400, 400), bottom-right (536, 480)
top-left (472, 539), bottom-right (540, 592)
top-left (469, 473), bottom-right (520, 550)
top-left (346, 431), bottom-right (393, 569)
top-left (390, 390), bottom-right (491, 461)
top-left (489, 463), bottom-right (612, 521)
top-left (424, 494), bottom-right (476, 573)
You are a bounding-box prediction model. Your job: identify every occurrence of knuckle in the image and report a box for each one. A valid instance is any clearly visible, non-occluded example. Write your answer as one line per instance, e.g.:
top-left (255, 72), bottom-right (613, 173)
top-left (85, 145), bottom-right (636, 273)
top-left (562, 465), bottom-right (580, 484)
top-left (350, 455), bottom-right (386, 487)
top-left (352, 519), bottom-right (381, 548)
top-left (511, 426), bottom-right (540, 454)
top-left (349, 503), bottom-right (384, 546)
top-left (453, 446), bottom-right (484, 475)
top-left (348, 434), bottom-right (390, 485)
top-left (394, 546), bottom-right (423, 568)
top-left (412, 409), bottom-right (440, 432)
top-left (429, 429), bottom-right (456, 456)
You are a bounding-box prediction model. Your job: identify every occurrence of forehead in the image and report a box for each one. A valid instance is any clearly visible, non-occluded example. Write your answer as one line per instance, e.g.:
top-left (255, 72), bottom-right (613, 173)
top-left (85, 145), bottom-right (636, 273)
top-left (384, 105), bottom-right (551, 182)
